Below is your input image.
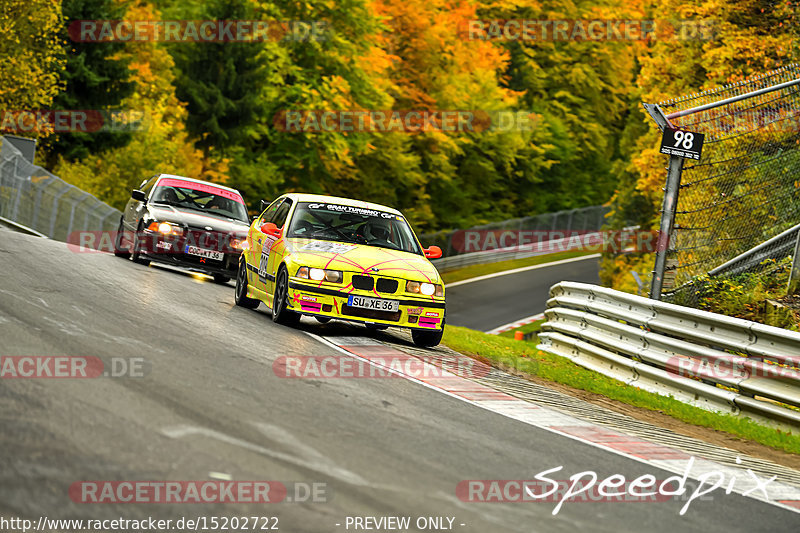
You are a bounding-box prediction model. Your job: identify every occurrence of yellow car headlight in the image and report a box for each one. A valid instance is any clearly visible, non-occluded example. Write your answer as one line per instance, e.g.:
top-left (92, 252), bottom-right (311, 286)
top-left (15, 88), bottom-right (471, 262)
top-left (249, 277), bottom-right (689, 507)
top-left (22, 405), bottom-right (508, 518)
top-left (420, 282), bottom-right (435, 295)
top-left (406, 280), bottom-right (443, 296)
top-left (297, 267), bottom-right (342, 283)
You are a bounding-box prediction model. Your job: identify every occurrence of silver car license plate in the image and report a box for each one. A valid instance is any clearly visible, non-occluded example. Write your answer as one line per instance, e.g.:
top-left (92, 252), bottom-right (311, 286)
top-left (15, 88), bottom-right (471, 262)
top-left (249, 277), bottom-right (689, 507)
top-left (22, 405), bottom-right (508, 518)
top-left (185, 245), bottom-right (223, 261)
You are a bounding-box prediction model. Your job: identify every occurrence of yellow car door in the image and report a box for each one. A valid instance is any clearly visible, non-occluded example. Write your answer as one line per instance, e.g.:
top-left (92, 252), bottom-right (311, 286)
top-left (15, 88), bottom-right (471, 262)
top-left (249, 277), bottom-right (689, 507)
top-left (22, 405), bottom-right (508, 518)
top-left (250, 199), bottom-right (282, 293)
top-left (263, 198), bottom-right (294, 299)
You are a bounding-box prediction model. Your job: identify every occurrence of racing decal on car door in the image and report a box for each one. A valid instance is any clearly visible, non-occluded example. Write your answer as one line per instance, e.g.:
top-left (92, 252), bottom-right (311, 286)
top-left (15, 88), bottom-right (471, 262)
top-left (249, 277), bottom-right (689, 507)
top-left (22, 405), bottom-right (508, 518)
top-left (257, 237), bottom-right (276, 283)
top-left (300, 241), bottom-right (357, 254)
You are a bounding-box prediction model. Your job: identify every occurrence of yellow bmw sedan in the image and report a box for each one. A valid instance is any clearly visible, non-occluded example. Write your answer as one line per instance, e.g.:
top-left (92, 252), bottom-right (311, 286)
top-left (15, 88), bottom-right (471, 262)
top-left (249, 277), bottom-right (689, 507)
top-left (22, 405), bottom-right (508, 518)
top-left (234, 193), bottom-right (446, 347)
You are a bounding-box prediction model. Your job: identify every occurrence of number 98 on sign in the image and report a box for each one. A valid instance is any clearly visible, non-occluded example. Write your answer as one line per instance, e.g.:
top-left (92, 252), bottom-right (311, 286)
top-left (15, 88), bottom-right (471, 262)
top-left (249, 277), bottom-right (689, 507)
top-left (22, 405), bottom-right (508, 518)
top-left (659, 128), bottom-right (705, 160)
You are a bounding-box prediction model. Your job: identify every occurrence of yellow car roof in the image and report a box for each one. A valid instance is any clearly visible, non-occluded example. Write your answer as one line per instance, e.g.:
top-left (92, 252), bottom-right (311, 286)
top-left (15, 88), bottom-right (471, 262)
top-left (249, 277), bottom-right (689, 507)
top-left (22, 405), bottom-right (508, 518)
top-left (283, 193), bottom-right (403, 216)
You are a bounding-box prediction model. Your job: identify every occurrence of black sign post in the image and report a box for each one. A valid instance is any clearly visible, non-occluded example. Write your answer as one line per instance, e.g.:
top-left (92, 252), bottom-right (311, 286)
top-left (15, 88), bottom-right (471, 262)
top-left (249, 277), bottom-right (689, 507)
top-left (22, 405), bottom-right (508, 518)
top-left (659, 129), bottom-right (704, 160)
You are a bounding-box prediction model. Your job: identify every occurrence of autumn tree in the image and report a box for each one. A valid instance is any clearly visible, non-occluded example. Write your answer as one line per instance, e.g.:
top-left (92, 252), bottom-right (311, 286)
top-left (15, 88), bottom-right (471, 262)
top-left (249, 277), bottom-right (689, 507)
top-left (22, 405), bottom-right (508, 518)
top-left (601, 0), bottom-right (797, 293)
top-left (0, 0), bottom-right (64, 122)
top-left (225, 0), bottom-right (404, 214)
top-left (39, 0), bottom-right (135, 168)
top-left (169, 0), bottom-right (273, 167)
top-left (55, 1), bottom-right (208, 210)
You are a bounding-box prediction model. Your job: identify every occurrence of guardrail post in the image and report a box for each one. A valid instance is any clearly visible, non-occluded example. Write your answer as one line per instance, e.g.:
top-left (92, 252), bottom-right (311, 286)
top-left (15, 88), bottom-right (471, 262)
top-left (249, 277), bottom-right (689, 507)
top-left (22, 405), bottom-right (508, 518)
top-left (631, 271), bottom-right (644, 296)
top-left (66, 192), bottom-right (92, 238)
top-left (29, 175), bottom-right (54, 232)
top-left (48, 184), bottom-right (73, 238)
top-left (788, 230), bottom-right (800, 295)
top-left (9, 156), bottom-right (26, 222)
top-left (99, 209), bottom-right (117, 232)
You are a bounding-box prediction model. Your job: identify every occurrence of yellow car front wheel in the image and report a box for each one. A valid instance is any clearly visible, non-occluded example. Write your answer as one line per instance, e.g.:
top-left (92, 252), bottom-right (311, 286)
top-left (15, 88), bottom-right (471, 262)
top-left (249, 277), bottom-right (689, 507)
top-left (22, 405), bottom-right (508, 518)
top-left (234, 259), bottom-right (260, 309)
top-left (411, 319), bottom-right (444, 348)
top-left (272, 267), bottom-right (301, 326)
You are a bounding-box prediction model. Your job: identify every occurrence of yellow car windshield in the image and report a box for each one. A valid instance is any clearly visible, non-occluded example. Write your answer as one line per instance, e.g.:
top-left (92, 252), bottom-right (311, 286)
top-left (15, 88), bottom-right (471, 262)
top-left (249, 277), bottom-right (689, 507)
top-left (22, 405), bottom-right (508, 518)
top-left (286, 202), bottom-right (422, 255)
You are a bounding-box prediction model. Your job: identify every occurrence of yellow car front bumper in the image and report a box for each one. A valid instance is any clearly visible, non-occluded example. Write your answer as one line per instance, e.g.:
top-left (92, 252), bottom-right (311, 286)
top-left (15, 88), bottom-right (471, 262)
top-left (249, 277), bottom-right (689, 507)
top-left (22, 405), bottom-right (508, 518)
top-left (287, 280), bottom-right (445, 331)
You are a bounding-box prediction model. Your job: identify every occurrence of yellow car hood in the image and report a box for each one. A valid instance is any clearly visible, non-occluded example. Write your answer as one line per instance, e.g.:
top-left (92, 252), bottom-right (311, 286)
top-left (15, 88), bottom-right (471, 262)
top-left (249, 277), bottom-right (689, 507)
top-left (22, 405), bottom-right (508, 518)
top-left (286, 238), bottom-right (442, 283)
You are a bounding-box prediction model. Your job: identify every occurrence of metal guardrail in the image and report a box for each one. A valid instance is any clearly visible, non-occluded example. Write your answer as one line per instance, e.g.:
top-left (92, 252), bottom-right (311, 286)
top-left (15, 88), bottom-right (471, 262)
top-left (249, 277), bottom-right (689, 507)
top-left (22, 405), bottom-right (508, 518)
top-left (537, 282), bottom-right (800, 430)
top-left (0, 136), bottom-right (121, 241)
top-left (420, 205), bottom-right (610, 272)
top-left (0, 215), bottom-right (49, 238)
top-left (431, 232), bottom-right (601, 272)
top-left (709, 222), bottom-right (800, 277)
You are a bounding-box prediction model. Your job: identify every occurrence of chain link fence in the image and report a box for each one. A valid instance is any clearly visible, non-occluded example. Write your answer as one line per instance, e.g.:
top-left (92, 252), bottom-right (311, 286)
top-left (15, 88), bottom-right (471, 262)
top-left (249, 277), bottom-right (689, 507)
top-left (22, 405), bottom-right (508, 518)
top-left (419, 205), bottom-right (609, 272)
top-left (0, 135), bottom-right (120, 241)
top-left (652, 64), bottom-right (800, 304)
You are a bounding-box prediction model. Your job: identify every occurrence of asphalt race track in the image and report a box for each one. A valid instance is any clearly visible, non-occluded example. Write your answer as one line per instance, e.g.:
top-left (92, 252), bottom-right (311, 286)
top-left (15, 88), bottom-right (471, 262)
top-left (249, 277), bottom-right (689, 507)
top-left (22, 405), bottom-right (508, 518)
top-left (1, 230), bottom-right (797, 532)
top-left (444, 256), bottom-right (601, 331)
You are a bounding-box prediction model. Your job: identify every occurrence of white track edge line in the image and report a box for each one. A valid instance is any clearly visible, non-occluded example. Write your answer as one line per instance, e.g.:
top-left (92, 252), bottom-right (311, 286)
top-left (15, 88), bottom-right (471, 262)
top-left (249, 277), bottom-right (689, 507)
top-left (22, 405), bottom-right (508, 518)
top-left (446, 254), bottom-right (601, 288)
top-left (486, 313), bottom-right (546, 335)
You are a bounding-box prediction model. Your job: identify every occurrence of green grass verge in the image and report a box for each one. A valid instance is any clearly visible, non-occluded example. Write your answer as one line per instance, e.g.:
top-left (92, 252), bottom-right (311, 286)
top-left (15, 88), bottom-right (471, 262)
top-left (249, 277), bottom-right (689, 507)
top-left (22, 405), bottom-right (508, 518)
top-left (440, 249), bottom-right (598, 285)
top-left (497, 319), bottom-right (545, 339)
top-left (441, 325), bottom-right (800, 454)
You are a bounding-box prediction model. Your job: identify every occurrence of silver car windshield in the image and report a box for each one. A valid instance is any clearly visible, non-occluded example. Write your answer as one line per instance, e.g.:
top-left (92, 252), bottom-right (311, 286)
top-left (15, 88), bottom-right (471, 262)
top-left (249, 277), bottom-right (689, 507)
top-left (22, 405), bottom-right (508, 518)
top-left (287, 202), bottom-right (422, 255)
top-left (150, 184), bottom-right (249, 223)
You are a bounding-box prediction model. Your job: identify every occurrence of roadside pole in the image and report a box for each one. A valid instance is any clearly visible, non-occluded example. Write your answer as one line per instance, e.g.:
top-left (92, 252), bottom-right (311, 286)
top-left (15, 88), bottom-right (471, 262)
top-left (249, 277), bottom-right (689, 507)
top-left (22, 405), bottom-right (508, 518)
top-left (642, 103), bottom-right (706, 300)
top-left (642, 104), bottom-right (683, 300)
top-left (650, 154), bottom-right (684, 300)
